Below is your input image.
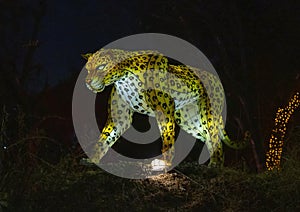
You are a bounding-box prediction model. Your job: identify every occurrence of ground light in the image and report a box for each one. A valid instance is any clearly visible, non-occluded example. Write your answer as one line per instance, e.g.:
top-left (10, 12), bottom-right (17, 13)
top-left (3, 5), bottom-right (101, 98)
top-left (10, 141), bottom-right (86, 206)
top-left (151, 159), bottom-right (168, 171)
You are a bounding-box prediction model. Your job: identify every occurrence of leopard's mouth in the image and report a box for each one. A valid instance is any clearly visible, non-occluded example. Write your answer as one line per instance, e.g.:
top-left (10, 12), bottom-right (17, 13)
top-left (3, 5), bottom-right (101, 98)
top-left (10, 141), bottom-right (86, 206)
top-left (86, 81), bottom-right (105, 93)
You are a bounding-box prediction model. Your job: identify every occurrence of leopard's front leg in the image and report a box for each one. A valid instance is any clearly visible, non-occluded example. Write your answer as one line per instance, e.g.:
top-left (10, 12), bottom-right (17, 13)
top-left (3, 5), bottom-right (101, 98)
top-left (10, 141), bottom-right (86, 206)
top-left (145, 90), bottom-right (176, 169)
top-left (87, 87), bottom-right (133, 165)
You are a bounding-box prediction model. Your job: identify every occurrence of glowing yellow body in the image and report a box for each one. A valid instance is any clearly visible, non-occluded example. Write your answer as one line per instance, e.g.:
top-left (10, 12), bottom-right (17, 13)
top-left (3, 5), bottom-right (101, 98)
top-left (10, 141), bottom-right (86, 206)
top-left (83, 49), bottom-right (249, 168)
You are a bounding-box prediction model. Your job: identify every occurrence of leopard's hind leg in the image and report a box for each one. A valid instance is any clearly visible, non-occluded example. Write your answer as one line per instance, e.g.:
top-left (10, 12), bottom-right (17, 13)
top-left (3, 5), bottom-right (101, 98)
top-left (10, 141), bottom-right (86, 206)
top-left (175, 102), bottom-right (224, 167)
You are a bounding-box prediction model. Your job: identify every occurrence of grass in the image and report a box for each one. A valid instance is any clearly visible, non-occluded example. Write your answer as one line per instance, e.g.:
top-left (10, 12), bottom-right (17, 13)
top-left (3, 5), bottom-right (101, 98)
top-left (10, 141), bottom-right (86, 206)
top-left (1, 150), bottom-right (299, 211)
top-left (0, 107), bottom-right (299, 211)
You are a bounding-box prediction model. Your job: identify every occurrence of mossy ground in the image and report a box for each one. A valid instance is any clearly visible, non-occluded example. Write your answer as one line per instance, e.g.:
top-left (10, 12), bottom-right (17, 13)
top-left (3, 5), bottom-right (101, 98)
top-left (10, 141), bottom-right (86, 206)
top-left (1, 107), bottom-right (299, 212)
top-left (1, 145), bottom-right (300, 211)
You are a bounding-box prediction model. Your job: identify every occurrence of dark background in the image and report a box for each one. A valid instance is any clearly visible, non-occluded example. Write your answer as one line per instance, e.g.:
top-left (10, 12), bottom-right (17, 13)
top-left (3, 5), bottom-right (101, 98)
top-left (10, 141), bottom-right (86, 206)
top-left (1, 0), bottom-right (299, 170)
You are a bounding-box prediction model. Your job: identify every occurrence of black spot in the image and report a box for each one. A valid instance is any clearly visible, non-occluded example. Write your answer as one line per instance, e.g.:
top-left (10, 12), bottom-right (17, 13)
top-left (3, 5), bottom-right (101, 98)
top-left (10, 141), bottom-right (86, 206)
top-left (162, 103), bottom-right (167, 109)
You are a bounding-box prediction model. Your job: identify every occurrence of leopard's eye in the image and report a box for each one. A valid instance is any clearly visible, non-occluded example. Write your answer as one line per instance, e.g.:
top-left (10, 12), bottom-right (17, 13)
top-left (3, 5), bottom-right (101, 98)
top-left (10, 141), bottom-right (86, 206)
top-left (97, 64), bottom-right (106, 71)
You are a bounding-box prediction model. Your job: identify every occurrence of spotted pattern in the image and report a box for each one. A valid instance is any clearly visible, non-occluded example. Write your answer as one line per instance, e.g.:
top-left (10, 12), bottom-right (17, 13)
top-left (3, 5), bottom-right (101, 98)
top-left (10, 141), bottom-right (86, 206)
top-left (83, 49), bottom-right (249, 168)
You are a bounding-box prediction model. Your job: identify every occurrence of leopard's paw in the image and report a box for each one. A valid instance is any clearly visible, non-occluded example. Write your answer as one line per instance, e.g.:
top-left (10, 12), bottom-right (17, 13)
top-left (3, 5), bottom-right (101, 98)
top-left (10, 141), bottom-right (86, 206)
top-left (80, 158), bottom-right (96, 166)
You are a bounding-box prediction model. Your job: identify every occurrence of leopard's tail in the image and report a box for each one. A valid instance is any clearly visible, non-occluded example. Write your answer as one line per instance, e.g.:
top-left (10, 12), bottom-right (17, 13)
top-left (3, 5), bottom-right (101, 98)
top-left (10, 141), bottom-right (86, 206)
top-left (218, 116), bottom-right (251, 149)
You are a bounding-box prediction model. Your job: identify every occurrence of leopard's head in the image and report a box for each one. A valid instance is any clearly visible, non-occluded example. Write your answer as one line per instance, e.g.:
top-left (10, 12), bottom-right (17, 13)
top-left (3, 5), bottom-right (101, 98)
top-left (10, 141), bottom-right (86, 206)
top-left (82, 49), bottom-right (127, 93)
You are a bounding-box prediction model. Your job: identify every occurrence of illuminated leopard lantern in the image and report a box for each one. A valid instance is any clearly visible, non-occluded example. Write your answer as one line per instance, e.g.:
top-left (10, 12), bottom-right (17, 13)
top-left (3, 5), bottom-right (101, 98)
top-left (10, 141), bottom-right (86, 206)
top-left (82, 49), bottom-right (249, 168)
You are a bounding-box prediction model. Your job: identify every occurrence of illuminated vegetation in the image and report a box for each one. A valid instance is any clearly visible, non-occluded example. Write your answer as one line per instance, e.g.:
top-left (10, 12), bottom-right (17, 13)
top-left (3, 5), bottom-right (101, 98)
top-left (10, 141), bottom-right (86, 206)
top-left (266, 92), bottom-right (300, 170)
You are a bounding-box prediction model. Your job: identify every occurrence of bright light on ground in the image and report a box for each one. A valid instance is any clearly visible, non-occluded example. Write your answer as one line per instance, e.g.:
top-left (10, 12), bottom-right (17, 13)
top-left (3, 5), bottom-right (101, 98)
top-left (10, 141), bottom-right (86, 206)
top-left (151, 159), bottom-right (167, 171)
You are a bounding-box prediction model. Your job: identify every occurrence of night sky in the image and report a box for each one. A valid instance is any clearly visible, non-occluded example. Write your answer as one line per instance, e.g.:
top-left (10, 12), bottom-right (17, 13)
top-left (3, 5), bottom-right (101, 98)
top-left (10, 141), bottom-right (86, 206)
top-left (3, 0), bottom-right (297, 90)
top-left (36, 0), bottom-right (141, 87)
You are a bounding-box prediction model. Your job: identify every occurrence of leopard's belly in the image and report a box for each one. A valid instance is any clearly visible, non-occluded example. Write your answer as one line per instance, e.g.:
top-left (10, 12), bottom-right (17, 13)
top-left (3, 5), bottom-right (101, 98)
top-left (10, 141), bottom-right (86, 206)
top-left (115, 74), bottom-right (155, 116)
top-left (115, 73), bottom-right (198, 116)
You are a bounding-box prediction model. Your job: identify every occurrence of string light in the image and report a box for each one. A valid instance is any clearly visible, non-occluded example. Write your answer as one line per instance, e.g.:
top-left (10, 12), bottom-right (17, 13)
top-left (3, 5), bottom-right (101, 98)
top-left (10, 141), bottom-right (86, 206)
top-left (266, 92), bottom-right (300, 171)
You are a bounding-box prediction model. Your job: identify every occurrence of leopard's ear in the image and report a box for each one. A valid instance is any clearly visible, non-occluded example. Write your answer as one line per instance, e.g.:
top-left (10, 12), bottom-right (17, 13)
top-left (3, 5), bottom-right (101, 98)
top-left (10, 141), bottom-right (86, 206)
top-left (81, 53), bottom-right (93, 60)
